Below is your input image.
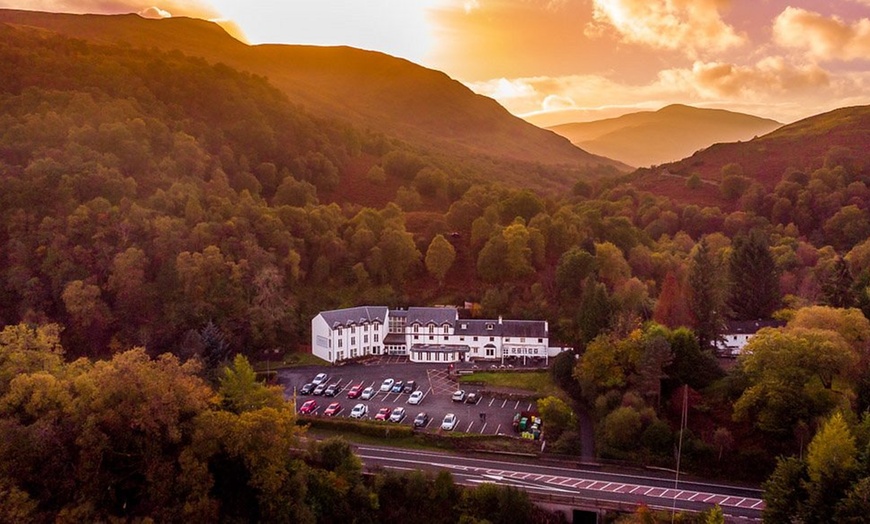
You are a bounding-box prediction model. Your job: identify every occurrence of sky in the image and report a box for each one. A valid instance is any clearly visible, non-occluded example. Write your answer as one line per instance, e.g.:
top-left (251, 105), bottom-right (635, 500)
top-left (3, 1), bottom-right (870, 125)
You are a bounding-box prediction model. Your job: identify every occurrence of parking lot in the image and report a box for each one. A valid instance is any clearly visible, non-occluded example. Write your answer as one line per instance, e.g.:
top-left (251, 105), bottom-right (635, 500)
top-left (278, 362), bottom-right (536, 435)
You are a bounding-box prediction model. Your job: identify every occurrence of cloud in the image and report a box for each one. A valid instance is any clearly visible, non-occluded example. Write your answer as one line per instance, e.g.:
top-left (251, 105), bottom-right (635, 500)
top-left (773, 7), bottom-right (870, 61)
top-left (660, 57), bottom-right (830, 98)
top-left (464, 0), bottom-right (480, 13)
top-left (465, 56), bottom-right (867, 125)
top-left (138, 6), bottom-right (171, 19)
top-left (588, 0), bottom-right (745, 58)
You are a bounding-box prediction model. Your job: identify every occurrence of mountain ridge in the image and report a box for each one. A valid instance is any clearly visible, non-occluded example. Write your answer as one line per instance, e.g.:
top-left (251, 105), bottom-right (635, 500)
top-left (0, 8), bottom-right (628, 180)
top-left (549, 104), bottom-right (782, 168)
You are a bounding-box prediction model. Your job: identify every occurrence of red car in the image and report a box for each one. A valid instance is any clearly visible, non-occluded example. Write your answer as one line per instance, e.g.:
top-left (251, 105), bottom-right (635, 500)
top-left (324, 402), bottom-right (342, 416)
top-left (347, 384), bottom-right (364, 399)
top-left (374, 407), bottom-right (392, 421)
top-left (299, 400), bottom-right (317, 414)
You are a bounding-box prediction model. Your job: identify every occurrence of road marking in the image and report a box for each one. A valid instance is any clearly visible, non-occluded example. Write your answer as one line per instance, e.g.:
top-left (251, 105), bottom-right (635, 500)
top-left (479, 423), bottom-right (487, 434)
top-left (488, 398), bottom-right (495, 407)
top-left (643, 488), bottom-right (653, 495)
top-left (494, 423), bottom-right (502, 434)
top-left (466, 421), bottom-right (475, 432)
top-left (601, 482), bottom-right (613, 491)
top-left (688, 493), bottom-right (698, 501)
top-left (751, 500), bottom-right (763, 509)
top-left (514, 400), bottom-right (520, 410)
top-left (629, 486), bottom-right (640, 494)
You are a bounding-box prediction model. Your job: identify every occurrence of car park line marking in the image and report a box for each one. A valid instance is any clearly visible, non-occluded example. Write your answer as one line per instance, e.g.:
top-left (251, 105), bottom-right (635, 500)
top-left (629, 486), bottom-right (640, 494)
top-left (500, 399), bottom-right (507, 408)
top-left (494, 424), bottom-right (502, 434)
top-left (751, 500), bottom-right (763, 509)
top-left (688, 493), bottom-right (699, 501)
top-left (526, 402), bottom-right (533, 411)
top-left (466, 421), bottom-right (475, 432)
top-left (479, 423), bottom-right (487, 434)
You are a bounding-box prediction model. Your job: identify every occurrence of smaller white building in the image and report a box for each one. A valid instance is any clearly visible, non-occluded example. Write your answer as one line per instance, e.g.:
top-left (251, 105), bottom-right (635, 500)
top-left (714, 319), bottom-right (786, 357)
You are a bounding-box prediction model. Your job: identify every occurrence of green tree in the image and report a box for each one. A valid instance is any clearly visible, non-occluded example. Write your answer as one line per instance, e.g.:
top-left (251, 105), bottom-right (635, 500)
top-left (734, 327), bottom-right (856, 435)
top-left (555, 247), bottom-right (595, 300)
top-left (727, 231), bottom-right (780, 320)
top-left (807, 412), bottom-right (857, 483)
top-left (687, 238), bottom-right (726, 349)
top-left (601, 406), bottom-right (642, 452)
top-left (576, 278), bottom-right (612, 345)
top-left (537, 396), bottom-right (576, 442)
top-left (822, 256), bottom-right (855, 308)
top-left (425, 234), bottom-right (456, 284)
top-left (219, 354), bottom-right (285, 414)
top-left (762, 456), bottom-right (807, 523)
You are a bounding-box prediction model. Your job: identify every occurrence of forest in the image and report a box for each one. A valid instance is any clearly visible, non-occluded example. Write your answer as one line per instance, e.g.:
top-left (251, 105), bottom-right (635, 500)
top-left (2, 24), bottom-right (870, 520)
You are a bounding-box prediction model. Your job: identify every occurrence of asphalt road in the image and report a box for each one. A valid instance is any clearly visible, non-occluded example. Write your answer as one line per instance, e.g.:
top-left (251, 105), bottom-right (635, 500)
top-left (355, 445), bottom-right (764, 521)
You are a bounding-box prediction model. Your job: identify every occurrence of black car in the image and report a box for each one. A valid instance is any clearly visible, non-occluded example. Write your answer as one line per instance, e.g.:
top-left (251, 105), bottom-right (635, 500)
top-left (413, 412), bottom-right (430, 428)
top-left (390, 380), bottom-right (404, 393)
top-left (300, 383), bottom-right (314, 395)
top-left (403, 380), bottom-right (417, 394)
top-left (324, 383), bottom-right (341, 397)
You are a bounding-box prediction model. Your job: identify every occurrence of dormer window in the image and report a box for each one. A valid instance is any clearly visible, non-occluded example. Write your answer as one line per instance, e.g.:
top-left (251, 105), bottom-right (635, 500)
top-left (460, 323), bottom-right (467, 330)
top-left (486, 323), bottom-right (494, 330)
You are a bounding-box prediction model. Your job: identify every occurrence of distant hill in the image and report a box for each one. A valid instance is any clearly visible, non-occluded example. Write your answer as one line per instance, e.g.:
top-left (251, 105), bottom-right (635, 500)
top-left (549, 104), bottom-right (781, 168)
top-left (630, 105), bottom-right (870, 205)
top-left (0, 9), bottom-right (629, 190)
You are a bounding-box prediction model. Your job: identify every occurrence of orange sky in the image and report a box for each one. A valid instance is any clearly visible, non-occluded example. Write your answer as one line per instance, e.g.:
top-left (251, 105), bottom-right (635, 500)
top-left (3, 1), bottom-right (870, 125)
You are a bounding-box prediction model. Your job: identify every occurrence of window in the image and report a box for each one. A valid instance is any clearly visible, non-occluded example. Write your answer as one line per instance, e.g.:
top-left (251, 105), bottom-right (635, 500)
top-left (443, 325), bottom-right (449, 334)
top-left (459, 337), bottom-right (464, 341)
top-left (338, 328), bottom-right (342, 336)
top-left (445, 336), bottom-right (450, 341)
top-left (414, 335), bottom-right (419, 340)
top-left (374, 333), bottom-right (379, 342)
top-left (338, 339), bottom-right (343, 348)
top-left (364, 335), bottom-right (368, 343)
top-left (429, 335), bottom-right (434, 341)
top-left (520, 337), bottom-right (526, 343)
top-left (351, 337), bottom-right (356, 345)
top-left (538, 338), bottom-right (543, 343)
top-left (486, 347), bottom-right (494, 357)
top-left (486, 323), bottom-right (494, 330)
top-left (505, 337), bottom-right (511, 342)
top-left (473, 336), bottom-right (478, 342)
top-left (413, 324), bottom-right (419, 333)
top-left (490, 337), bottom-right (495, 342)
top-left (460, 323), bottom-right (467, 329)
top-left (429, 324), bottom-right (434, 334)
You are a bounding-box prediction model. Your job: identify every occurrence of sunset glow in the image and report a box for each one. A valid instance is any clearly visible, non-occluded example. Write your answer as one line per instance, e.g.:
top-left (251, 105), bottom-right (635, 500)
top-left (3, 0), bottom-right (870, 125)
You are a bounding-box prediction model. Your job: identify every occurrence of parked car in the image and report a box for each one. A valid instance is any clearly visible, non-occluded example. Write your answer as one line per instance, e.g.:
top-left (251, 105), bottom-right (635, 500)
top-left (451, 390), bottom-right (466, 402)
top-left (375, 407), bottom-right (392, 421)
top-left (300, 383), bottom-right (314, 395)
top-left (391, 380), bottom-right (404, 393)
top-left (413, 412), bottom-right (430, 428)
top-left (299, 400), bottom-right (317, 414)
top-left (324, 402), bottom-right (342, 416)
top-left (403, 380), bottom-right (417, 393)
top-left (347, 384), bottom-right (364, 399)
top-left (361, 386), bottom-right (376, 400)
top-left (407, 390), bottom-right (424, 405)
top-left (389, 407), bottom-right (407, 422)
top-left (350, 403), bottom-right (368, 418)
top-left (441, 413), bottom-right (458, 431)
top-left (324, 383), bottom-right (341, 397)
top-left (312, 372), bottom-right (328, 385)
top-left (380, 378), bottom-right (395, 392)
top-left (465, 392), bottom-right (479, 404)
top-left (313, 383), bottom-right (328, 396)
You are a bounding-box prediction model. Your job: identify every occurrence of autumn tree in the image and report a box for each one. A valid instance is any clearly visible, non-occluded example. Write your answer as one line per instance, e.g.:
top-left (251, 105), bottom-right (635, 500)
top-left (424, 234), bottom-right (456, 284)
top-left (653, 271), bottom-right (693, 328)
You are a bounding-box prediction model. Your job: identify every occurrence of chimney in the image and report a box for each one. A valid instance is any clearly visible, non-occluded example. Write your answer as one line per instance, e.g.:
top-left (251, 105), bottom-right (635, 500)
top-left (498, 315), bottom-right (503, 325)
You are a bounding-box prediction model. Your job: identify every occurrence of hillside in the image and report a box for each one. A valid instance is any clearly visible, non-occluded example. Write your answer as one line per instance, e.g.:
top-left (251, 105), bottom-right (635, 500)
top-left (652, 105), bottom-right (870, 185)
top-left (549, 104), bottom-right (781, 168)
top-left (0, 8), bottom-right (628, 188)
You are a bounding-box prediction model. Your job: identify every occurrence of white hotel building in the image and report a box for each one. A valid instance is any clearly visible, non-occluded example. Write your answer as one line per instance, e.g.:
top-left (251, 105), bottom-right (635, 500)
top-left (311, 305), bottom-right (568, 364)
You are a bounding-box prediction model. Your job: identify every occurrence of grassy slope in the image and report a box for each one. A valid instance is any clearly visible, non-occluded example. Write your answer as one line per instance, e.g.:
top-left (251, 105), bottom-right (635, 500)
top-left (629, 105), bottom-right (870, 206)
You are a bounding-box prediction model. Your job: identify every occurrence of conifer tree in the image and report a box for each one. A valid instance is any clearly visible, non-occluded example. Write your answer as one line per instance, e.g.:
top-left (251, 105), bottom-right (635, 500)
top-left (688, 238), bottom-right (726, 349)
top-left (727, 231), bottom-right (780, 319)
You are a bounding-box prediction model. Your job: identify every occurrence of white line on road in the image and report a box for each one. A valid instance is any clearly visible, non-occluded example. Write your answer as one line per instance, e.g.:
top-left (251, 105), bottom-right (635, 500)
top-left (513, 400), bottom-right (520, 410)
top-left (501, 399), bottom-right (507, 408)
top-left (480, 423), bottom-right (487, 434)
